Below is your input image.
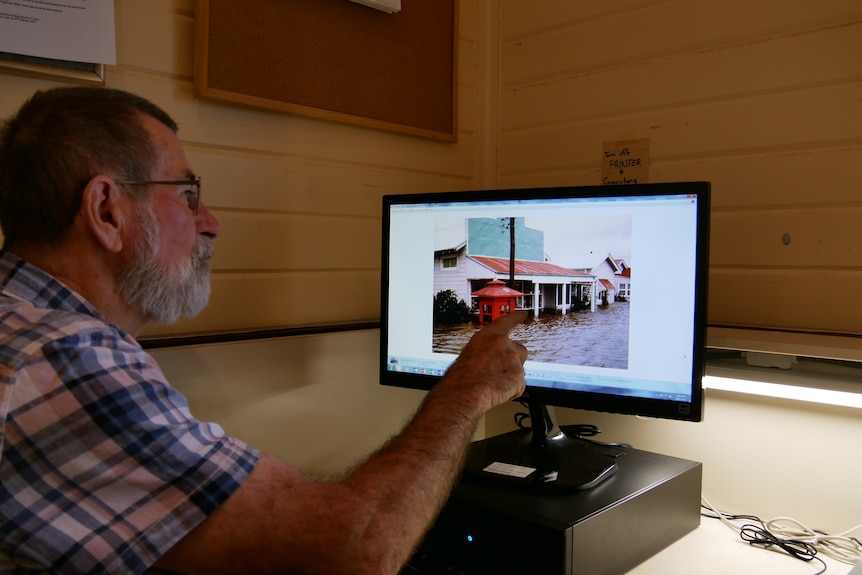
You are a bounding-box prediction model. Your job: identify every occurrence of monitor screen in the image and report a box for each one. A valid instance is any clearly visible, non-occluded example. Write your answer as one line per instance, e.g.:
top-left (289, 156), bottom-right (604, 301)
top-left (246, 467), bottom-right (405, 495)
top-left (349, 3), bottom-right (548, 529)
top-left (380, 182), bottom-right (710, 488)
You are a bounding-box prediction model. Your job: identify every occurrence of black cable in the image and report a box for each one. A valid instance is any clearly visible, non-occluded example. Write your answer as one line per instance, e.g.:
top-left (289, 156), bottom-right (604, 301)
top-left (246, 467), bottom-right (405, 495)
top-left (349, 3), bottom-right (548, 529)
top-left (510, 405), bottom-right (630, 452)
top-left (561, 423), bottom-right (601, 437)
top-left (702, 506), bottom-right (829, 575)
top-left (513, 401), bottom-right (530, 429)
top-left (740, 523), bottom-right (818, 559)
top-left (740, 523), bottom-right (827, 574)
top-left (561, 424), bottom-right (632, 450)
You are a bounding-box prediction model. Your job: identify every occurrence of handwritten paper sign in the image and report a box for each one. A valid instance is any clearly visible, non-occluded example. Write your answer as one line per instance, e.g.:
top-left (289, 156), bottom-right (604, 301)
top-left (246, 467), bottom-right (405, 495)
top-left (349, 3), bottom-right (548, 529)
top-left (602, 139), bottom-right (650, 185)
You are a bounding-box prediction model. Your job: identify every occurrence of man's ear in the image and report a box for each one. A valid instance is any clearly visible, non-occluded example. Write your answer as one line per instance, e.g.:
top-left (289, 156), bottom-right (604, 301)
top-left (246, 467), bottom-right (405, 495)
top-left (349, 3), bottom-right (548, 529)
top-left (80, 175), bottom-right (128, 253)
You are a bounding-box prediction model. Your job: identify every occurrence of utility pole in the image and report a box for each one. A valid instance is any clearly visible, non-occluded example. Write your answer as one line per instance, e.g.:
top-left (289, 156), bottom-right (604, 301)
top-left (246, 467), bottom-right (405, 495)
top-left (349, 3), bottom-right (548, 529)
top-left (509, 216), bottom-right (516, 287)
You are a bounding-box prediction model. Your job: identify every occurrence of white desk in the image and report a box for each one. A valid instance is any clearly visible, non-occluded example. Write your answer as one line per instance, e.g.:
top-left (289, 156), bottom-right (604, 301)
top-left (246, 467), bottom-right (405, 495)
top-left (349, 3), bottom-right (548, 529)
top-left (629, 518), bottom-right (855, 575)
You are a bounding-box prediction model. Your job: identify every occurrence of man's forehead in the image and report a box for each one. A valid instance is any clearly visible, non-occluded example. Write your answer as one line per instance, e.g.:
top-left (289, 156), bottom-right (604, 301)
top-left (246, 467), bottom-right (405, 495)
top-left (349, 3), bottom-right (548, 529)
top-left (138, 113), bottom-right (193, 177)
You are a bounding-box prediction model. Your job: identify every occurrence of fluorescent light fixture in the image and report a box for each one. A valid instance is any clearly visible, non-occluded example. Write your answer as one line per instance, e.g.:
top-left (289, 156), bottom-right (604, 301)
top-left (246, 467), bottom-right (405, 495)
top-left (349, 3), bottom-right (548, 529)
top-left (705, 347), bottom-right (862, 409)
top-left (703, 374), bottom-right (862, 409)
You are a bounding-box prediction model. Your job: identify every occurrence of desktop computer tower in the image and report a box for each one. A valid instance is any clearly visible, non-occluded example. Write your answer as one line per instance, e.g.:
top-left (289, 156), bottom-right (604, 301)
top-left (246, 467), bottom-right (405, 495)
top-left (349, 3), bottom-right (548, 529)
top-left (403, 440), bottom-right (702, 575)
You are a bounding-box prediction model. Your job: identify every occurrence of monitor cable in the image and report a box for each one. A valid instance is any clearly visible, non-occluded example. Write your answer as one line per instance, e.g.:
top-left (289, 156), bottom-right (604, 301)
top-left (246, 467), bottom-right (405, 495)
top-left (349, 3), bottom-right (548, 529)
top-left (701, 495), bottom-right (862, 574)
top-left (512, 401), bottom-right (632, 452)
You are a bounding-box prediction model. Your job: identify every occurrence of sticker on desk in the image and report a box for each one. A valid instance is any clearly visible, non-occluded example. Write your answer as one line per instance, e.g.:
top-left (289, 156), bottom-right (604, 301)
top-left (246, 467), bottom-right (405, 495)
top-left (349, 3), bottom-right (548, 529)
top-left (483, 462), bottom-right (535, 478)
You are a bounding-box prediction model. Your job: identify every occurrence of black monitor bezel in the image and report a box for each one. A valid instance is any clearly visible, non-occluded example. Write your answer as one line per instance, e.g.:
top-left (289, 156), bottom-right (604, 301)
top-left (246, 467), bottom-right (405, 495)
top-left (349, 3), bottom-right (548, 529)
top-left (379, 181), bottom-right (710, 423)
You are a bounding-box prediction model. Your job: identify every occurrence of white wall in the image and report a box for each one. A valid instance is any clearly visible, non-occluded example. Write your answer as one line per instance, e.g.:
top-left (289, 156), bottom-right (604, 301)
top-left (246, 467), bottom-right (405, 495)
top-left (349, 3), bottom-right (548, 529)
top-left (2, 0), bottom-right (860, 543)
top-left (494, 0), bottom-right (862, 337)
top-left (484, 0), bottom-right (862, 536)
top-left (118, 0), bottom-right (488, 339)
top-left (151, 326), bottom-right (862, 536)
top-left (150, 330), bottom-right (429, 476)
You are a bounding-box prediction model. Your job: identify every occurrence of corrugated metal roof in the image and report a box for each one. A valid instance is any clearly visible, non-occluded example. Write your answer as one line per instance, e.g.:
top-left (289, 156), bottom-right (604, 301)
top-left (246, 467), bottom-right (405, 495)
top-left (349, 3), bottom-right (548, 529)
top-left (470, 256), bottom-right (592, 278)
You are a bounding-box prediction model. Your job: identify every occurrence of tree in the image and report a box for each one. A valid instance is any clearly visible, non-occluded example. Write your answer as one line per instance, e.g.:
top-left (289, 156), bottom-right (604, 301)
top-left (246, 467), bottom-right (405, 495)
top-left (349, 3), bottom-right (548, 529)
top-left (433, 290), bottom-right (473, 325)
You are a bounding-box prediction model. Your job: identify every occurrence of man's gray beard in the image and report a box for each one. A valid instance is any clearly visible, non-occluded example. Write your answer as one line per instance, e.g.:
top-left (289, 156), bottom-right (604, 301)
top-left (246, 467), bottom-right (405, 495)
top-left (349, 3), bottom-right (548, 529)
top-left (117, 203), bottom-right (213, 326)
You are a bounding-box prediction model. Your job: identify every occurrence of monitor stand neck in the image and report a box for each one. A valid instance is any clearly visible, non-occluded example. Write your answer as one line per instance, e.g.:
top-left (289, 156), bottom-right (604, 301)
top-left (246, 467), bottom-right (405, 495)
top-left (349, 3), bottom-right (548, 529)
top-left (529, 402), bottom-right (565, 448)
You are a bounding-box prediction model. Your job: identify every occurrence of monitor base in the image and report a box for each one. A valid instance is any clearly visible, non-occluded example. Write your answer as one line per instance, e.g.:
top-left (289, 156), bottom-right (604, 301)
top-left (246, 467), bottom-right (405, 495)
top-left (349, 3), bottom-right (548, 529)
top-left (462, 427), bottom-right (620, 491)
top-left (462, 403), bottom-right (620, 491)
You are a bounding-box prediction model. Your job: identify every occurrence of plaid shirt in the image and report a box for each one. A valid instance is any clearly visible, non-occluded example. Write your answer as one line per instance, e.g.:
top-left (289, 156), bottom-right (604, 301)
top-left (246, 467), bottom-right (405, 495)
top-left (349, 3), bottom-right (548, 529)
top-left (0, 251), bottom-right (260, 574)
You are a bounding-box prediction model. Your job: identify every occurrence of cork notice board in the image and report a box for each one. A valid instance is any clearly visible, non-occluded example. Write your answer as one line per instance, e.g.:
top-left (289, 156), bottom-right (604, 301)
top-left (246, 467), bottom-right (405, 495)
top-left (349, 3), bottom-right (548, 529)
top-left (194, 0), bottom-right (458, 142)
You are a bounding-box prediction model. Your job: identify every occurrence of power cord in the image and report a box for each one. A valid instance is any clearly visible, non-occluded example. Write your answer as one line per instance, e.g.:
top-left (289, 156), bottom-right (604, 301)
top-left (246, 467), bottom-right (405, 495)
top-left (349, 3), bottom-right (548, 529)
top-left (513, 406), bottom-right (530, 430)
top-left (763, 516), bottom-right (862, 565)
top-left (701, 495), bottom-right (862, 574)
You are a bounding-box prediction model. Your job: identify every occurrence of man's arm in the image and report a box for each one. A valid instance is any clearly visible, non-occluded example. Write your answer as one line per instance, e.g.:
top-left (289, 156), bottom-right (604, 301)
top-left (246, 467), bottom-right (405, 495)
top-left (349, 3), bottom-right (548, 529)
top-left (155, 311), bottom-right (528, 575)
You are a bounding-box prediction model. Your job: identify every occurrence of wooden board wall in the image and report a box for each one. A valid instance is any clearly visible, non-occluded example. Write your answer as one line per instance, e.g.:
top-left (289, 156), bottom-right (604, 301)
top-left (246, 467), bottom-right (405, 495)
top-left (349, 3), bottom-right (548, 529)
top-left (494, 0), bottom-right (862, 342)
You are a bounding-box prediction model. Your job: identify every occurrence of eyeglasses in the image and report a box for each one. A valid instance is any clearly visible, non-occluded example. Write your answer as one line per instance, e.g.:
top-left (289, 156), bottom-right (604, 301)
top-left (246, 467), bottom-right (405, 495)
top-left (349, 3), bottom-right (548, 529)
top-left (115, 177), bottom-right (202, 215)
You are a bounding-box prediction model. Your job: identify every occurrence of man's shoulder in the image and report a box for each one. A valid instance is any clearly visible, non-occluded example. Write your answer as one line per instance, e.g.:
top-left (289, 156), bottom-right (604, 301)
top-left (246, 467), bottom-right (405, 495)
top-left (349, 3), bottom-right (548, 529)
top-left (0, 294), bottom-right (135, 370)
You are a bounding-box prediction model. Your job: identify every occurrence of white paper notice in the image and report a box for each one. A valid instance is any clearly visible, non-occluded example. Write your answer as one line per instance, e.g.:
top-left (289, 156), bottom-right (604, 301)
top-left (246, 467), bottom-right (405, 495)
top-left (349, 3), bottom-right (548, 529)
top-left (0, 0), bottom-right (116, 65)
top-left (483, 461), bottom-right (535, 479)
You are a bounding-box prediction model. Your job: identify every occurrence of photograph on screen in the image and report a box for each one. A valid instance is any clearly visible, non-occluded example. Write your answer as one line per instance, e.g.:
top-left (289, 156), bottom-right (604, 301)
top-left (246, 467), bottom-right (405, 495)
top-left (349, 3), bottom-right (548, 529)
top-left (431, 214), bottom-right (632, 370)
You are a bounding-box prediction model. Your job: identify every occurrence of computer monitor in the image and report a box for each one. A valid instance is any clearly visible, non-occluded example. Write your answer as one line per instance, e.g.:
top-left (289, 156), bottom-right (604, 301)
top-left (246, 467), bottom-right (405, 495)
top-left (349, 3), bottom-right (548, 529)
top-left (380, 181), bottom-right (710, 490)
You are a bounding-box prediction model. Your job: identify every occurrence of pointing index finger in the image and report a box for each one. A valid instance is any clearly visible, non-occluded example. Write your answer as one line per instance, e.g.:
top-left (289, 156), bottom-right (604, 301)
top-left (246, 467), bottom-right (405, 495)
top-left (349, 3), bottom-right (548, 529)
top-left (483, 310), bottom-right (528, 334)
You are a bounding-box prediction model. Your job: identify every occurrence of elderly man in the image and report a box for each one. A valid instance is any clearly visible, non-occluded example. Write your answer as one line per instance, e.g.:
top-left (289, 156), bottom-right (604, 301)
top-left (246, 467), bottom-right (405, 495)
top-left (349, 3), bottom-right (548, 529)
top-left (0, 86), bottom-right (527, 574)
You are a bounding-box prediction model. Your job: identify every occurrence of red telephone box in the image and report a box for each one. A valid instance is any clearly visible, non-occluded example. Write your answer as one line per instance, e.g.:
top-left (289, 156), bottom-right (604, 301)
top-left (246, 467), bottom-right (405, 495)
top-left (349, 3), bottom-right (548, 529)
top-left (472, 280), bottom-right (524, 325)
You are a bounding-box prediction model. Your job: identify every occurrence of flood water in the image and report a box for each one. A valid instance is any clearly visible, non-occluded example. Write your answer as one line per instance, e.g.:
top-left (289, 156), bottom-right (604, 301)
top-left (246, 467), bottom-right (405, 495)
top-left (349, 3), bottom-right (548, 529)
top-left (433, 302), bottom-right (630, 369)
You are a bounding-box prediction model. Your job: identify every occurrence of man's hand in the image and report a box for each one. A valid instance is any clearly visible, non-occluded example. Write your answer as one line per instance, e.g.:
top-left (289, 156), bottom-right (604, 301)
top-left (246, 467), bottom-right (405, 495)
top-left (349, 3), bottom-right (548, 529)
top-left (437, 310), bottom-right (529, 411)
